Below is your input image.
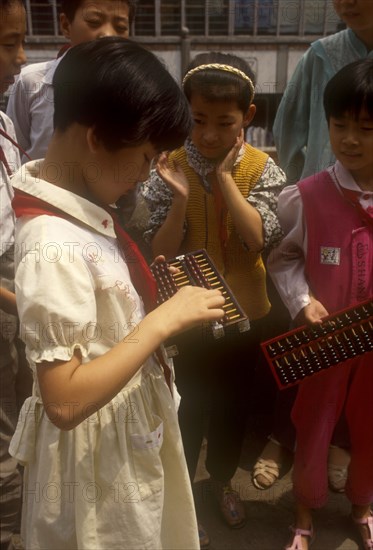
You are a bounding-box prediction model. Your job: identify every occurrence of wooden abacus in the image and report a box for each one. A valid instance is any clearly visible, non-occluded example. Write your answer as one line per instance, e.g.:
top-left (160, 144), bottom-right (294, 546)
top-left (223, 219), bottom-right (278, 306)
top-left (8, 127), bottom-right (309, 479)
top-left (261, 298), bottom-right (373, 390)
top-left (150, 249), bottom-right (250, 356)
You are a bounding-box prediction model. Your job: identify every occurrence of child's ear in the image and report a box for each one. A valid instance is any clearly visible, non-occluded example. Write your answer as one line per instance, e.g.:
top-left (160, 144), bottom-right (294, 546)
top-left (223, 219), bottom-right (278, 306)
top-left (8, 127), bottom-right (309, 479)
top-left (60, 13), bottom-right (72, 40)
top-left (86, 127), bottom-right (101, 153)
top-left (243, 104), bottom-right (256, 128)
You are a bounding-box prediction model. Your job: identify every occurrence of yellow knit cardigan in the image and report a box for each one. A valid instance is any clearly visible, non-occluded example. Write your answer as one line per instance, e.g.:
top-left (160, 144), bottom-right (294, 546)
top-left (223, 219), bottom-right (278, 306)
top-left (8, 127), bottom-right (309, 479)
top-left (168, 143), bottom-right (270, 320)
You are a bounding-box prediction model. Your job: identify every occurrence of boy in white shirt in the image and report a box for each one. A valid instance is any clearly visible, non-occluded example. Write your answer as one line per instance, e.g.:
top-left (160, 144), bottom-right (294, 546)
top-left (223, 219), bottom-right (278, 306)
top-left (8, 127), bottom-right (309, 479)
top-left (6, 0), bottom-right (136, 162)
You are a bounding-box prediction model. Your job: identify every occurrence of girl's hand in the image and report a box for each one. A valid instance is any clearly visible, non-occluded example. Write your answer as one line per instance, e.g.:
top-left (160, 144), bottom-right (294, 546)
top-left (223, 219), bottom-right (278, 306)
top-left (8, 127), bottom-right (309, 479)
top-left (295, 297), bottom-right (329, 327)
top-left (156, 152), bottom-right (189, 199)
top-left (216, 129), bottom-right (244, 180)
top-left (155, 285), bottom-right (225, 337)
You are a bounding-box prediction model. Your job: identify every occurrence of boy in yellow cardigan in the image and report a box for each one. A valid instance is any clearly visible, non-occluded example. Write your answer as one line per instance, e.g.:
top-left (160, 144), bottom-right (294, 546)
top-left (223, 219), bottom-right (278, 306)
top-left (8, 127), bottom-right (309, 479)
top-left (141, 51), bottom-right (286, 547)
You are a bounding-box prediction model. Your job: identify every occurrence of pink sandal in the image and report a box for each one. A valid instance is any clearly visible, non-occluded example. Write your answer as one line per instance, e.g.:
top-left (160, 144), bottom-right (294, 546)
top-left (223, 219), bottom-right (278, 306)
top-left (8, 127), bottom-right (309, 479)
top-left (353, 511), bottom-right (373, 549)
top-left (285, 526), bottom-right (314, 549)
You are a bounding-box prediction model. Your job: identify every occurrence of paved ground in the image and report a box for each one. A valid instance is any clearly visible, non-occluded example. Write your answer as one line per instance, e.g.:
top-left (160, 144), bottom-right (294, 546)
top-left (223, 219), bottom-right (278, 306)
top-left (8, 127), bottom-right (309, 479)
top-left (193, 416), bottom-right (362, 550)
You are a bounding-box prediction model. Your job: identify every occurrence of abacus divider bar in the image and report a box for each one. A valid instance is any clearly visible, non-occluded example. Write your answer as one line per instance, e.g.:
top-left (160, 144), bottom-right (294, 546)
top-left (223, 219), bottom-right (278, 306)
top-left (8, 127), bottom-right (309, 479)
top-left (185, 251), bottom-right (241, 322)
top-left (185, 254), bottom-right (210, 289)
top-left (151, 262), bottom-right (178, 301)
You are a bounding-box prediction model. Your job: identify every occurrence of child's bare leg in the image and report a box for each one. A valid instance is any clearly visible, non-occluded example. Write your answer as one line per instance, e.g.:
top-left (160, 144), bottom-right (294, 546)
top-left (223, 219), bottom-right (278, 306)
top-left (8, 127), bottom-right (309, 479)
top-left (352, 504), bottom-right (373, 549)
top-left (286, 502), bottom-right (313, 550)
top-left (352, 504), bottom-right (371, 520)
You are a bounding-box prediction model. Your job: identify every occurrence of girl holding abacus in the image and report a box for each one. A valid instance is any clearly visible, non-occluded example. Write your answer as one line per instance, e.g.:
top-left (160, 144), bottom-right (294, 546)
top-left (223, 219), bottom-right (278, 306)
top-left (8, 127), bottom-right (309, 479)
top-left (9, 38), bottom-right (227, 550)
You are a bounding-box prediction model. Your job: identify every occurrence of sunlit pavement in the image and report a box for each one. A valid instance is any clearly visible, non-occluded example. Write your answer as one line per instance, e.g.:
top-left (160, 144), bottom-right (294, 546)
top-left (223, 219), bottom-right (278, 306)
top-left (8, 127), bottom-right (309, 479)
top-left (193, 415), bottom-right (360, 550)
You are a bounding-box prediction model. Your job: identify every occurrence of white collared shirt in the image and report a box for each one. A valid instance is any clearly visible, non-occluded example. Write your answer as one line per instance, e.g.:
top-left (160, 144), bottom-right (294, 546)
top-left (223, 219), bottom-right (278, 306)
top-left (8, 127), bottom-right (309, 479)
top-left (12, 160), bottom-right (150, 370)
top-left (6, 57), bottom-right (62, 163)
top-left (0, 111), bottom-right (20, 253)
top-left (0, 112), bottom-right (20, 341)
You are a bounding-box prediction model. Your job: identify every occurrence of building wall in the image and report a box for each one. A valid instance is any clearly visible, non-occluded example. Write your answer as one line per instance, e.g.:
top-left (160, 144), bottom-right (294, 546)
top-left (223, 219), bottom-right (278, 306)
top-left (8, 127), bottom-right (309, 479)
top-left (15, 0), bottom-right (343, 147)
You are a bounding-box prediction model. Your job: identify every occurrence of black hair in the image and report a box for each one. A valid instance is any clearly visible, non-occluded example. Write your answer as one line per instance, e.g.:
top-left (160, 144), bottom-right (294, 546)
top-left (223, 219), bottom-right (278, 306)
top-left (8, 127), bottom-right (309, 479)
top-left (0, 0), bottom-right (24, 10)
top-left (324, 58), bottom-right (373, 122)
top-left (60, 0), bottom-right (137, 25)
top-left (183, 52), bottom-right (256, 113)
top-left (53, 37), bottom-right (192, 152)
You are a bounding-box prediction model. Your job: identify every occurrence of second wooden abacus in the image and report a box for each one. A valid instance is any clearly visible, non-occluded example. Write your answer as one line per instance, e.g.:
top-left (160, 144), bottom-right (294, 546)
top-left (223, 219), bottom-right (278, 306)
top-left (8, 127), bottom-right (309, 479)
top-left (261, 298), bottom-right (373, 390)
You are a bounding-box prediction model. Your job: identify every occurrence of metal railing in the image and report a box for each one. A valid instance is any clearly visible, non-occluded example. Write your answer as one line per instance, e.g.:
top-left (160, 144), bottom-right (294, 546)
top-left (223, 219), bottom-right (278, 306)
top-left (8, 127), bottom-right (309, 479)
top-left (25, 0), bottom-right (342, 41)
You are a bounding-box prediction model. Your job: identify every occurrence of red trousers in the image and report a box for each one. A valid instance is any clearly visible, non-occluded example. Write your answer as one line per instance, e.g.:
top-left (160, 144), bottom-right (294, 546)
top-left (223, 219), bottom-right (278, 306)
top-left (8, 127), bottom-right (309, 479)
top-left (291, 352), bottom-right (373, 508)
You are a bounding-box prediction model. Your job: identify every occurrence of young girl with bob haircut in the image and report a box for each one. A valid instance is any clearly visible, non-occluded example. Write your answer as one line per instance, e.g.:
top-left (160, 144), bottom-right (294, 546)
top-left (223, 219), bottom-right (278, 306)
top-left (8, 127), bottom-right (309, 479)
top-left (9, 37), bottom-right (226, 550)
top-left (141, 51), bottom-right (286, 545)
top-left (267, 58), bottom-right (373, 550)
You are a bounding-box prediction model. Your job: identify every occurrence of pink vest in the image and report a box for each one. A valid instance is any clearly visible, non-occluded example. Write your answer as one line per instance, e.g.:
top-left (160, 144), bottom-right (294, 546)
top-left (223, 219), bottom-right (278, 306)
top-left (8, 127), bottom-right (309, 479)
top-left (298, 170), bottom-right (372, 314)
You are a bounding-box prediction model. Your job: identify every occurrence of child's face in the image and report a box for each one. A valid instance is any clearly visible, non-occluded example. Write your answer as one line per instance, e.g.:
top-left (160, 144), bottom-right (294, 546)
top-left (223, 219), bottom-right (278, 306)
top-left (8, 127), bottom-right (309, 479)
top-left (189, 93), bottom-right (254, 161)
top-left (60, 0), bottom-right (130, 45)
top-left (329, 108), bottom-right (373, 185)
top-left (0, 2), bottom-right (26, 94)
top-left (86, 131), bottom-right (157, 204)
top-left (333, 0), bottom-right (373, 38)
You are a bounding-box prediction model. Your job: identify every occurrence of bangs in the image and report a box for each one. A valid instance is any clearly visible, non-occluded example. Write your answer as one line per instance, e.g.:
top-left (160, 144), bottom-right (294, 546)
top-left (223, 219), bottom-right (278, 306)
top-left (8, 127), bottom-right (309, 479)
top-left (324, 59), bottom-right (373, 122)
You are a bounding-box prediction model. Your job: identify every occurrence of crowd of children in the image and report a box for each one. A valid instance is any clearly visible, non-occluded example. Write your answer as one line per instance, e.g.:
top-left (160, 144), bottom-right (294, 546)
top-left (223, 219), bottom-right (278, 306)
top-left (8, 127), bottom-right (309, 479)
top-left (0, 0), bottom-right (372, 549)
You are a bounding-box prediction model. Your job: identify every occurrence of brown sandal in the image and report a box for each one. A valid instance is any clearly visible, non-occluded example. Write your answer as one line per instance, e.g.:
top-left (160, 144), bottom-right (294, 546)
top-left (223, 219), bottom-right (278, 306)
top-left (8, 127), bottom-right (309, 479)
top-left (212, 481), bottom-right (246, 529)
top-left (198, 522), bottom-right (210, 549)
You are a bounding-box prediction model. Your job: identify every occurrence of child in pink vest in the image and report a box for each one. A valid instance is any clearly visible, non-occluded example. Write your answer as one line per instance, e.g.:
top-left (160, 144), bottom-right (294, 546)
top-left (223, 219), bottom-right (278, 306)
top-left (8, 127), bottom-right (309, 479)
top-left (267, 58), bottom-right (373, 549)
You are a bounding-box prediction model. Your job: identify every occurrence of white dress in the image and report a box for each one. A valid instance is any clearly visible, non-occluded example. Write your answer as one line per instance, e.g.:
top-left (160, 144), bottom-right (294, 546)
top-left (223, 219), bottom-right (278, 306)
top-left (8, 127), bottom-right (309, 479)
top-left (10, 161), bottom-right (199, 550)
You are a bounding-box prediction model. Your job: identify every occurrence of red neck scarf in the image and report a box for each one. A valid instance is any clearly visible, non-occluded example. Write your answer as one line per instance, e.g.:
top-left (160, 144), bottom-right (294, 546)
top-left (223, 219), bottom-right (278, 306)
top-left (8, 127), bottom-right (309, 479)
top-left (12, 188), bottom-right (172, 391)
top-left (12, 189), bottom-right (158, 312)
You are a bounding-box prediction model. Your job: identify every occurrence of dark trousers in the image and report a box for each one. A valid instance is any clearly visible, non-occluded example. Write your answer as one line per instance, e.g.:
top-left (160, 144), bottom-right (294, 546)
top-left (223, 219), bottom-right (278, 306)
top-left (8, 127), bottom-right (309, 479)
top-left (173, 319), bottom-right (263, 483)
top-left (0, 339), bottom-right (32, 550)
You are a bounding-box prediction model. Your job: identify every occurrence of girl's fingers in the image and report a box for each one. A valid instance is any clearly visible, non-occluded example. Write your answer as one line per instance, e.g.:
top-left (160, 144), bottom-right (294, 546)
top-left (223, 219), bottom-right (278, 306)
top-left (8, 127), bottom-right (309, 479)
top-left (181, 286), bottom-right (225, 309)
top-left (235, 131), bottom-right (244, 151)
top-left (156, 153), bottom-right (169, 174)
top-left (158, 286), bottom-right (226, 335)
top-left (151, 255), bottom-right (180, 274)
top-left (205, 288), bottom-right (226, 306)
top-left (152, 255), bottom-right (166, 264)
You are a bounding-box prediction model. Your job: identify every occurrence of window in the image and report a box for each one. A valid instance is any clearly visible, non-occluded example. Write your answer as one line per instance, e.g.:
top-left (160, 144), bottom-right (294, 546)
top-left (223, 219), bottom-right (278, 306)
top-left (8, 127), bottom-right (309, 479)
top-left (28, 0), bottom-right (60, 36)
